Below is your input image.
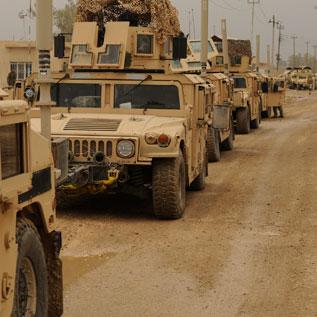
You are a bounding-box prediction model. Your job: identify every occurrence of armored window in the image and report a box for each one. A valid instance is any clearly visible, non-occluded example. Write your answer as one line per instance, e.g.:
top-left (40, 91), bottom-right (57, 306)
top-left (188, 62), bottom-right (201, 69)
top-left (114, 84), bottom-right (180, 110)
top-left (233, 77), bottom-right (247, 89)
top-left (98, 45), bottom-right (121, 65)
top-left (216, 56), bottom-right (224, 65)
top-left (136, 34), bottom-right (154, 55)
top-left (190, 41), bottom-right (213, 53)
top-left (0, 123), bottom-right (24, 180)
top-left (71, 44), bottom-right (93, 66)
top-left (51, 84), bottom-right (102, 108)
top-left (231, 56), bottom-right (242, 65)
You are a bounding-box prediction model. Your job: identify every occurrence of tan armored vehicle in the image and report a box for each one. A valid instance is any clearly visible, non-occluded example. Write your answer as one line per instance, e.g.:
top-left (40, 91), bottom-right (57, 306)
top-left (232, 71), bottom-right (261, 134)
top-left (29, 19), bottom-right (210, 220)
top-left (288, 66), bottom-right (316, 90)
top-left (0, 100), bottom-right (63, 316)
top-left (179, 36), bottom-right (234, 163)
top-left (259, 76), bottom-right (286, 118)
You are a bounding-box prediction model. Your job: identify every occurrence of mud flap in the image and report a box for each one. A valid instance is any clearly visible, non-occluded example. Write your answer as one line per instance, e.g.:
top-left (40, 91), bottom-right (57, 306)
top-left (44, 231), bottom-right (63, 317)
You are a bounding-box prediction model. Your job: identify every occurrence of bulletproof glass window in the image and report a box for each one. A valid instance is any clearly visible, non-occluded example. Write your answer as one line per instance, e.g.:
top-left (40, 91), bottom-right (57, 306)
top-left (114, 85), bottom-right (180, 110)
top-left (231, 56), bottom-right (242, 65)
top-left (188, 62), bottom-right (202, 69)
top-left (51, 84), bottom-right (101, 108)
top-left (261, 82), bottom-right (269, 93)
top-left (98, 45), bottom-right (121, 65)
top-left (137, 35), bottom-right (154, 55)
top-left (0, 123), bottom-right (24, 179)
top-left (216, 56), bottom-right (224, 65)
top-left (234, 77), bottom-right (247, 89)
top-left (190, 41), bottom-right (213, 53)
top-left (71, 45), bottom-right (93, 65)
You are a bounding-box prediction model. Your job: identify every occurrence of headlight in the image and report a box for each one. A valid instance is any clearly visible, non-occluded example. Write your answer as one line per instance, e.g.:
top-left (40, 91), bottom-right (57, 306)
top-left (117, 140), bottom-right (135, 158)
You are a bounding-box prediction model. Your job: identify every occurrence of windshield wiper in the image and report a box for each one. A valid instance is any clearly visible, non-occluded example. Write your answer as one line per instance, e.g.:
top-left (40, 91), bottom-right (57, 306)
top-left (121, 75), bottom-right (152, 100)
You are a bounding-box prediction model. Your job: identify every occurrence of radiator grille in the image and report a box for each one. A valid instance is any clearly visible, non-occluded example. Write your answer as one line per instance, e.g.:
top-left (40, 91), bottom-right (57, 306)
top-left (64, 118), bottom-right (121, 132)
top-left (70, 139), bottom-right (113, 158)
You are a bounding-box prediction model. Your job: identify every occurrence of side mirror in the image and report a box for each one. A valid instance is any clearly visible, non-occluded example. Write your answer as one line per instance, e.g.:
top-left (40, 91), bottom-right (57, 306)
top-left (173, 37), bottom-right (187, 60)
top-left (54, 34), bottom-right (65, 59)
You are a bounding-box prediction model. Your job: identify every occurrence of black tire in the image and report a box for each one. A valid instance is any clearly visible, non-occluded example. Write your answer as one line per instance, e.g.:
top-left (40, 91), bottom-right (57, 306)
top-left (279, 106), bottom-right (284, 118)
top-left (206, 127), bottom-right (220, 162)
top-left (236, 107), bottom-right (250, 134)
top-left (251, 104), bottom-right (261, 129)
top-left (12, 218), bottom-right (48, 317)
top-left (152, 151), bottom-right (186, 219)
top-left (221, 118), bottom-right (234, 151)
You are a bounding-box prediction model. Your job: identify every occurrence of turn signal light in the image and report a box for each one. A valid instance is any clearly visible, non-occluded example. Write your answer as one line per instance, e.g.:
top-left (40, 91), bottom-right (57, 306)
top-left (157, 134), bottom-right (171, 147)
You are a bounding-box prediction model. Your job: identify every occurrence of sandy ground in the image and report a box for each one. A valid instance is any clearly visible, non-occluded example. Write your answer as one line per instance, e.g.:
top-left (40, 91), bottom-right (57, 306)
top-left (58, 90), bottom-right (317, 317)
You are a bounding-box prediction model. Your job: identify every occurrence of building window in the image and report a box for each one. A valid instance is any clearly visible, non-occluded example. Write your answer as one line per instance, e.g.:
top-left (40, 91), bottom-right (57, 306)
top-left (0, 123), bottom-right (24, 180)
top-left (10, 62), bottom-right (32, 80)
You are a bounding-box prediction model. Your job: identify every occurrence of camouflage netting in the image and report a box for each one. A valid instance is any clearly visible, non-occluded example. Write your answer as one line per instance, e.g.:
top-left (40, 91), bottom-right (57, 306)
top-left (76, 0), bottom-right (181, 42)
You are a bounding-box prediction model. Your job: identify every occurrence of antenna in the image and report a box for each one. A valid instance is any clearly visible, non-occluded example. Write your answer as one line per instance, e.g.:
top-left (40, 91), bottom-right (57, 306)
top-left (247, 0), bottom-right (260, 49)
top-left (192, 9), bottom-right (196, 39)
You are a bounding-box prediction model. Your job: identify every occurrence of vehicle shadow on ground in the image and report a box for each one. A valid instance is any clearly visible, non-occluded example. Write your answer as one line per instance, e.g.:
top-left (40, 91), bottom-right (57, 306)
top-left (57, 193), bottom-right (156, 221)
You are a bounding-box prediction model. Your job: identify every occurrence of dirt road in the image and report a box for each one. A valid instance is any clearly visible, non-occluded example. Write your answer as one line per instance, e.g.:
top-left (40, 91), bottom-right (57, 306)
top-left (58, 90), bottom-right (317, 317)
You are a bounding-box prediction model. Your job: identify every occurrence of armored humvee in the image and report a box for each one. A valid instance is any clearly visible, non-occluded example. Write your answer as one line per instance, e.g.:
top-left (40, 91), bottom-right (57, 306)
top-left (29, 21), bottom-right (210, 219)
top-left (188, 36), bottom-right (262, 135)
top-left (288, 66), bottom-right (316, 90)
top-left (178, 38), bottom-right (234, 162)
top-left (0, 100), bottom-right (62, 316)
top-left (232, 71), bottom-right (262, 134)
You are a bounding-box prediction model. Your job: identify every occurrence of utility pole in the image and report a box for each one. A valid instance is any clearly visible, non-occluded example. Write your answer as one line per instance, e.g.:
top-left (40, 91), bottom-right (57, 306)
top-left (291, 35), bottom-right (298, 68)
top-left (248, 0), bottom-right (260, 49)
top-left (305, 41), bottom-right (310, 66)
top-left (313, 45), bottom-right (317, 73)
top-left (276, 23), bottom-right (284, 73)
top-left (269, 15), bottom-right (279, 69)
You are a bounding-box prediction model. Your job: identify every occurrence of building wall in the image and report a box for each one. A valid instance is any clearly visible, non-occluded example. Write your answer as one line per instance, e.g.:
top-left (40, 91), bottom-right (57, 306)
top-left (0, 40), bottom-right (70, 88)
top-left (0, 41), bottom-right (38, 88)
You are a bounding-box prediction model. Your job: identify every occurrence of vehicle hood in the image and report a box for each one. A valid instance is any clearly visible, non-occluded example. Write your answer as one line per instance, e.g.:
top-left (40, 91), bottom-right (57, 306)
top-left (31, 113), bottom-right (186, 138)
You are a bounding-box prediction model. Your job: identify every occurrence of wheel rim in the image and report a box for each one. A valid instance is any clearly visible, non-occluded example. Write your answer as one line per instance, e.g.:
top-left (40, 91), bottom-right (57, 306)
top-left (18, 257), bottom-right (37, 316)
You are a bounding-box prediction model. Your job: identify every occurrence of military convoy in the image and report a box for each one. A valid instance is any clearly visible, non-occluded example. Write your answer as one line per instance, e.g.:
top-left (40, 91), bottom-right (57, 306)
top-left (0, 100), bottom-right (63, 316)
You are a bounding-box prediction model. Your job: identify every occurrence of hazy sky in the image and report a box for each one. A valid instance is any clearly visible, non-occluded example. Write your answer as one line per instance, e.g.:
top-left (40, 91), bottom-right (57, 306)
top-left (1, 0), bottom-right (316, 60)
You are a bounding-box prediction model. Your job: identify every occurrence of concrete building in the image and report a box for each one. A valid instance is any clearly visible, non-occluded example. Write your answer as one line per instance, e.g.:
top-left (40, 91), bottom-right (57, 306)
top-left (0, 40), bottom-right (71, 89)
top-left (0, 41), bottom-right (38, 88)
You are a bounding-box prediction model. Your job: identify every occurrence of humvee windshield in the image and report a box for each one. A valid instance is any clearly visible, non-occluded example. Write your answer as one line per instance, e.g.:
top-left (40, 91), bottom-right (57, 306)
top-left (233, 77), bottom-right (247, 89)
top-left (114, 85), bottom-right (180, 110)
top-left (51, 83), bottom-right (101, 108)
top-left (190, 41), bottom-right (213, 53)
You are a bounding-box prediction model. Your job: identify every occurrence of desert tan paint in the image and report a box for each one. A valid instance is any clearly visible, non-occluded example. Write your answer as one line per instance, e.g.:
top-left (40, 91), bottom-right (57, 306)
top-left (0, 101), bottom-right (56, 316)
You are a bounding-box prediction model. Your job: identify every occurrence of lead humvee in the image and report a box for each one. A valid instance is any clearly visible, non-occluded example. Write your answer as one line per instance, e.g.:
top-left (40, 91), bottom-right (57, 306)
top-left (29, 21), bottom-right (211, 219)
top-left (0, 100), bottom-right (63, 316)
